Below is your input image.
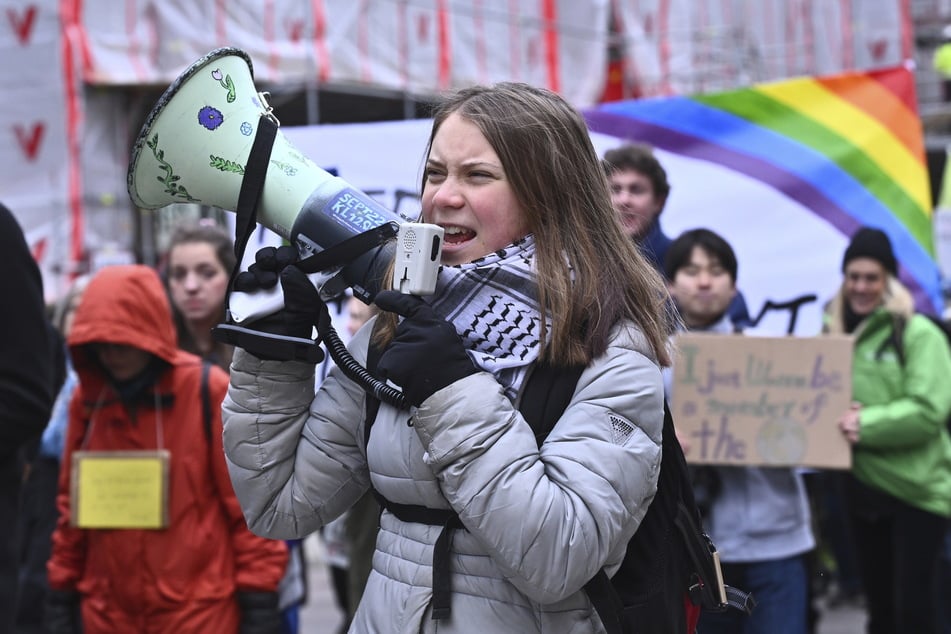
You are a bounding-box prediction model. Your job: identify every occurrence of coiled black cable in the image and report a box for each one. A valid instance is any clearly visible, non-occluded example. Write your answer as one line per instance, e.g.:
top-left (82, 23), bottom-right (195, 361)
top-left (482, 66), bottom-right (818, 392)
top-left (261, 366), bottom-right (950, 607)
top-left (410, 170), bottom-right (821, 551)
top-left (319, 320), bottom-right (408, 410)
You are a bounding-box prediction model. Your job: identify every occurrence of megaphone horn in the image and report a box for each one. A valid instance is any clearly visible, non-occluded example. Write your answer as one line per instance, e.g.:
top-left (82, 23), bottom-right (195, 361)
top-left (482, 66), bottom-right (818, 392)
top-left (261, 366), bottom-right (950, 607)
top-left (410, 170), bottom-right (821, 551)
top-left (127, 46), bottom-right (405, 304)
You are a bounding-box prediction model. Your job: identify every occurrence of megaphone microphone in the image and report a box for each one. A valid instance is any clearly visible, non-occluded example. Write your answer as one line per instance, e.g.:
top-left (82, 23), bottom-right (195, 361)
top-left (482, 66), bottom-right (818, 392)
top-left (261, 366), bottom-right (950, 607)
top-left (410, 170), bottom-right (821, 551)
top-left (127, 47), bottom-right (441, 383)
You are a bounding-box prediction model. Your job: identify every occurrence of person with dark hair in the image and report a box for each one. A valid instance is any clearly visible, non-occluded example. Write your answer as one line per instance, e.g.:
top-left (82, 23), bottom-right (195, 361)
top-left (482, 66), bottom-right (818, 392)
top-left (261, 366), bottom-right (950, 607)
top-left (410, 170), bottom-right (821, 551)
top-left (222, 82), bottom-right (677, 633)
top-left (0, 202), bottom-right (55, 634)
top-left (44, 264), bottom-right (288, 634)
top-left (165, 221), bottom-right (237, 369)
top-left (603, 144), bottom-right (752, 328)
top-left (602, 143), bottom-right (672, 269)
top-left (665, 228), bottom-right (815, 634)
top-left (662, 228), bottom-right (738, 296)
top-left (826, 226), bottom-right (951, 634)
top-left (15, 275), bottom-right (90, 634)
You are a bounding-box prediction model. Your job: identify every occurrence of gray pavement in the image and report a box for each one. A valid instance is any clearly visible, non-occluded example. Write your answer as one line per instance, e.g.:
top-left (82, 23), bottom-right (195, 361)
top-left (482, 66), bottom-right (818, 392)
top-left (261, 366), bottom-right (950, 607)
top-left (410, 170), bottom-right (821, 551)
top-left (813, 596), bottom-right (867, 634)
top-left (298, 535), bottom-right (868, 633)
top-left (299, 536), bottom-right (348, 633)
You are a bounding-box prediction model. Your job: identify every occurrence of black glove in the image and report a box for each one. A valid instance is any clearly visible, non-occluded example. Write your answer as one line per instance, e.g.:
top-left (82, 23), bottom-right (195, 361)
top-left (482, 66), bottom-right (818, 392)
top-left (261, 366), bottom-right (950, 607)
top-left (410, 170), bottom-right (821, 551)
top-left (233, 246), bottom-right (328, 341)
top-left (237, 591), bottom-right (282, 634)
top-left (220, 246), bottom-right (328, 363)
top-left (233, 245), bottom-right (298, 293)
top-left (43, 589), bottom-right (81, 634)
top-left (373, 290), bottom-right (478, 406)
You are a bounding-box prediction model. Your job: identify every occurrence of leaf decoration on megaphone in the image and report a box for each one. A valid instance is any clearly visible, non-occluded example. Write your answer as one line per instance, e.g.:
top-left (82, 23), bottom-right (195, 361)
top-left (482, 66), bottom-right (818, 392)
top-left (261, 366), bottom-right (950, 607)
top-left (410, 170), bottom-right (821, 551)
top-left (145, 134), bottom-right (199, 203)
top-left (210, 156), bottom-right (245, 175)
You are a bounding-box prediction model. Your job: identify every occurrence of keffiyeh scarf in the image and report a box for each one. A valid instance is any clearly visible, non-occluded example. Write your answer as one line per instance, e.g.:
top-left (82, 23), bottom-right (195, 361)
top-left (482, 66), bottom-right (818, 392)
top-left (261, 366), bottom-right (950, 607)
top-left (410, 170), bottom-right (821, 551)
top-left (425, 236), bottom-right (544, 402)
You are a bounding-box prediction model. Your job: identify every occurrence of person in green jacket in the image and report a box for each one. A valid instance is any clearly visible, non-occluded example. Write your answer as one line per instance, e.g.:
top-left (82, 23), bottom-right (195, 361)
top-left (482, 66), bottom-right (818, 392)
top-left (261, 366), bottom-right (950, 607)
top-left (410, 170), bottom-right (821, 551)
top-left (824, 226), bottom-right (951, 634)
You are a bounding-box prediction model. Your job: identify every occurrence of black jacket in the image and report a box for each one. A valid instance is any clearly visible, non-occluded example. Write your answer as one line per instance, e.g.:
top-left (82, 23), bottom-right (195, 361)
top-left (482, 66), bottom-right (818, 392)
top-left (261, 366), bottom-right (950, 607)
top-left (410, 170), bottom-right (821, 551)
top-left (0, 202), bottom-right (54, 634)
top-left (0, 202), bottom-right (54, 456)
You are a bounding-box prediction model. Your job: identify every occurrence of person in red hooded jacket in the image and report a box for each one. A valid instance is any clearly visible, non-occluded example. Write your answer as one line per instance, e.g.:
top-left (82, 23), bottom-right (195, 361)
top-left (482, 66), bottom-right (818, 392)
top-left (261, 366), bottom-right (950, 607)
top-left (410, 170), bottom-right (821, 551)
top-left (44, 264), bottom-right (287, 634)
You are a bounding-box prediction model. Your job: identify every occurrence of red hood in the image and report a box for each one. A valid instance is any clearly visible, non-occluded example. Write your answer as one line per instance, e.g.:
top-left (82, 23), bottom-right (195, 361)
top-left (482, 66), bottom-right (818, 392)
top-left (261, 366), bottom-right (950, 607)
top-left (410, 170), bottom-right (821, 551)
top-left (68, 264), bottom-right (179, 376)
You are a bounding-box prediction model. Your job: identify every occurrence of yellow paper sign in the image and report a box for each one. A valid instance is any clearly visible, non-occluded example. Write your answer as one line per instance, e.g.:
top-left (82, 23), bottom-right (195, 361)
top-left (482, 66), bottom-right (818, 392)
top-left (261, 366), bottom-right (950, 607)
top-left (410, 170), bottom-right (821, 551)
top-left (70, 450), bottom-right (170, 529)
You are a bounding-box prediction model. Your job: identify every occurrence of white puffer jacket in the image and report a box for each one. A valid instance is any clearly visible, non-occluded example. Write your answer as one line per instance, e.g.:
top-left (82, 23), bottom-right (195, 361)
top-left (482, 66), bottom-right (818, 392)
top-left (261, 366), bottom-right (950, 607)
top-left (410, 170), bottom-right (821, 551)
top-left (223, 319), bottom-right (664, 633)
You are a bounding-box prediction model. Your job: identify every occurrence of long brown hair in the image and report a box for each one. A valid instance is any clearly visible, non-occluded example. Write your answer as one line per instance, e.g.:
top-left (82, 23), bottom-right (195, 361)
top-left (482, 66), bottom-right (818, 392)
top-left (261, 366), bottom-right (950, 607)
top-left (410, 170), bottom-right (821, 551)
top-left (164, 222), bottom-right (236, 369)
top-left (377, 82), bottom-right (675, 367)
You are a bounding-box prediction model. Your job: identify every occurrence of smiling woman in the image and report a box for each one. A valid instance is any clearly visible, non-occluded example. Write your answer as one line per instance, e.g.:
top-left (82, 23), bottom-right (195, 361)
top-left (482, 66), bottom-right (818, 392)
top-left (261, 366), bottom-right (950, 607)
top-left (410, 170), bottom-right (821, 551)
top-left (823, 226), bottom-right (951, 634)
top-left (840, 232), bottom-right (893, 320)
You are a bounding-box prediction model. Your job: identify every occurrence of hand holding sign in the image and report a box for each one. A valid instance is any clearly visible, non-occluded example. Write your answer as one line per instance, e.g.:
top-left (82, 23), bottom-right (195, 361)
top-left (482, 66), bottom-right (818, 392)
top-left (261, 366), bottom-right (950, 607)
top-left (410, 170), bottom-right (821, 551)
top-left (837, 403), bottom-right (862, 445)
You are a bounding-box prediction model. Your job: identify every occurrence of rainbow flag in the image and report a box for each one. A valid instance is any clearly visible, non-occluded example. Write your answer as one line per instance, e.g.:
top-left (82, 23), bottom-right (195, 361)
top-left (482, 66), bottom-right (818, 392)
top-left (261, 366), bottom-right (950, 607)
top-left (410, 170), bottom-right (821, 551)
top-left (585, 66), bottom-right (941, 314)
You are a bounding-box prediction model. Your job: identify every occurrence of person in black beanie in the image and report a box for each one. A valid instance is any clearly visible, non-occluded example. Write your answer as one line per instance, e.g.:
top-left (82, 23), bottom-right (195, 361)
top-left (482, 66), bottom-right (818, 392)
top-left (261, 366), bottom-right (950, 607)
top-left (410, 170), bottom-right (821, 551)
top-left (841, 226), bottom-right (898, 275)
top-left (837, 227), bottom-right (900, 333)
top-left (822, 225), bottom-right (951, 634)
top-left (0, 202), bottom-right (55, 634)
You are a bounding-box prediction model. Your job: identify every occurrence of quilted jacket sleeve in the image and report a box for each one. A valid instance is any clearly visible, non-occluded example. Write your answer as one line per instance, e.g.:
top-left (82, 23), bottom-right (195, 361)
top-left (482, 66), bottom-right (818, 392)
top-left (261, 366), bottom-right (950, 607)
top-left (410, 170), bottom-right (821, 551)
top-left (222, 326), bottom-right (374, 540)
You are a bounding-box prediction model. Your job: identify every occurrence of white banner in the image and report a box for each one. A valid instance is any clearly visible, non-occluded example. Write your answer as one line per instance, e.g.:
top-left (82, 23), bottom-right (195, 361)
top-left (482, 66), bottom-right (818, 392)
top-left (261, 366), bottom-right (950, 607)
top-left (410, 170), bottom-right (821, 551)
top-left (613, 0), bottom-right (907, 97)
top-left (0, 0), bottom-right (84, 300)
top-left (283, 119), bottom-right (843, 336)
top-left (77, 0), bottom-right (610, 107)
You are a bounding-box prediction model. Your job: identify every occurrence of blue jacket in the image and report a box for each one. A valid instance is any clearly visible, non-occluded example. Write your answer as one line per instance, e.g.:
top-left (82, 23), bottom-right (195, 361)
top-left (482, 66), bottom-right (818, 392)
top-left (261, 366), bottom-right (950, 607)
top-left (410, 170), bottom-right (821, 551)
top-left (640, 219), bottom-right (672, 272)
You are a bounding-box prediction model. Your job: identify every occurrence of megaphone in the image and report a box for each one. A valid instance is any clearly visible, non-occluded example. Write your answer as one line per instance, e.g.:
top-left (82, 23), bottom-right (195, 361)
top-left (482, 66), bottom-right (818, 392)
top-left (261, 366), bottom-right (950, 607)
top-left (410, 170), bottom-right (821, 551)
top-left (127, 47), bottom-right (440, 321)
top-left (127, 47), bottom-right (441, 405)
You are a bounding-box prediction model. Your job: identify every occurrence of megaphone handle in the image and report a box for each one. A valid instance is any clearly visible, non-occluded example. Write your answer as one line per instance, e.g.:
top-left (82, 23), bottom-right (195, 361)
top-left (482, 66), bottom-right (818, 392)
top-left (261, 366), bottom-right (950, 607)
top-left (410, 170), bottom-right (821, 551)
top-left (226, 115), bottom-right (280, 306)
top-left (212, 323), bottom-right (324, 364)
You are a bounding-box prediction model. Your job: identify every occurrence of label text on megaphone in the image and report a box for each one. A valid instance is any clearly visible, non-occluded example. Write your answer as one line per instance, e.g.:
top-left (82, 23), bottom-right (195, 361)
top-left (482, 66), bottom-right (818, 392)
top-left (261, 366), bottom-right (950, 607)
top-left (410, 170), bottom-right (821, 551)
top-left (329, 191), bottom-right (394, 233)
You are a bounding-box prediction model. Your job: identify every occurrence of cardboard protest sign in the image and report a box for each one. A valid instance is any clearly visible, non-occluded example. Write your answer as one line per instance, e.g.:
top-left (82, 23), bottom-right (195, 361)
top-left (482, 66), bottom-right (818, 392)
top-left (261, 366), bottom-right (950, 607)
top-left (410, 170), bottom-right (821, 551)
top-left (671, 333), bottom-right (853, 469)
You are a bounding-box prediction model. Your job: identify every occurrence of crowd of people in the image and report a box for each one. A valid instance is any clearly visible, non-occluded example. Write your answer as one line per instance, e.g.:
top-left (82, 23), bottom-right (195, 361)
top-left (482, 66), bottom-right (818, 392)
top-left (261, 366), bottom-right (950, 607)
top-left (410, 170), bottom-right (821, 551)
top-left (2, 79), bottom-right (950, 634)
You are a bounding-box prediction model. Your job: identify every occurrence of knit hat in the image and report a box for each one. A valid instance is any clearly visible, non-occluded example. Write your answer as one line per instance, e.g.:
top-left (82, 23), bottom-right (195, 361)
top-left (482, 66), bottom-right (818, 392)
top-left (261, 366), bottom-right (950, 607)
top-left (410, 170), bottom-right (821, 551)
top-left (842, 227), bottom-right (897, 275)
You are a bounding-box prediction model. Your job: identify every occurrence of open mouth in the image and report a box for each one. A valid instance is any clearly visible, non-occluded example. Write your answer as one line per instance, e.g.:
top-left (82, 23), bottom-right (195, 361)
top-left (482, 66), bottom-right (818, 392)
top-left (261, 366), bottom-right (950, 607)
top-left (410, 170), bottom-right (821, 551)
top-left (443, 226), bottom-right (476, 245)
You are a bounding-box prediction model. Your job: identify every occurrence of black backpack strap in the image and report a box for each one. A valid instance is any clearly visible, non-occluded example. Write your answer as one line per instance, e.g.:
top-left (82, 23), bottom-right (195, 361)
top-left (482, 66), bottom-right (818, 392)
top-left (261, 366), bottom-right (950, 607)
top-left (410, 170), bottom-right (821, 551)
top-left (371, 491), bottom-right (465, 620)
top-left (581, 401), bottom-right (683, 633)
top-left (362, 321), bottom-right (464, 620)
top-left (518, 362), bottom-right (585, 441)
top-left (521, 362), bottom-right (647, 632)
top-left (584, 570), bottom-right (625, 634)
